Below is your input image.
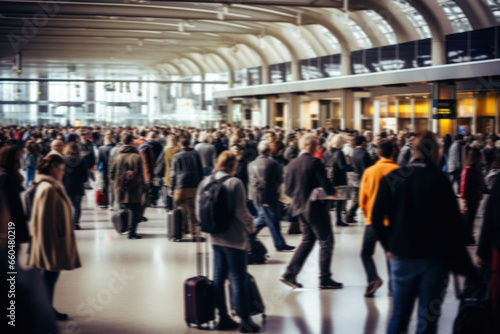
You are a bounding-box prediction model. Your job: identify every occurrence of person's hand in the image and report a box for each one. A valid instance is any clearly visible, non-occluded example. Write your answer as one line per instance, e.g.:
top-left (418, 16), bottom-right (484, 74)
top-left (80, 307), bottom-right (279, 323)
top-left (168, 191), bottom-right (174, 197)
top-left (386, 252), bottom-right (393, 261)
top-left (460, 198), bottom-right (467, 214)
top-left (475, 256), bottom-right (483, 267)
top-left (332, 187), bottom-right (339, 200)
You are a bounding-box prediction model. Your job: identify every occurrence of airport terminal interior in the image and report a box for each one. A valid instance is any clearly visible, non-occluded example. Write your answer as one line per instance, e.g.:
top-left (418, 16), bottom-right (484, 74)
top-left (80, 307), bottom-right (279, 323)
top-left (2, 0), bottom-right (500, 333)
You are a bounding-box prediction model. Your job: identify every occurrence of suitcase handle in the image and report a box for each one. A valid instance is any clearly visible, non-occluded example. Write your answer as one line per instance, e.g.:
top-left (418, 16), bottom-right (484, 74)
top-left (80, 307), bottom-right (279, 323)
top-left (196, 225), bottom-right (209, 278)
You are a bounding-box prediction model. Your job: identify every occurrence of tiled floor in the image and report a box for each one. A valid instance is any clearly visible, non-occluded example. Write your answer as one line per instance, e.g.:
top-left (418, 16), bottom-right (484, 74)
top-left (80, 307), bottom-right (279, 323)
top-left (18, 192), bottom-right (475, 334)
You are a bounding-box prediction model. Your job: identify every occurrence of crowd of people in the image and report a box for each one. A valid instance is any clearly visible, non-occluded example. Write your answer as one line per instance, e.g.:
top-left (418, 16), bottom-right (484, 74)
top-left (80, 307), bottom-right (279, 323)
top-left (1, 123), bottom-right (499, 333)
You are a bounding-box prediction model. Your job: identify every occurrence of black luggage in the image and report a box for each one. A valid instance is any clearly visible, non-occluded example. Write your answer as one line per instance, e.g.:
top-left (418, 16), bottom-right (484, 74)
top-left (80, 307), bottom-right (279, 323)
top-left (453, 268), bottom-right (492, 334)
top-left (184, 229), bottom-right (215, 329)
top-left (248, 238), bottom-right (268, 264)
top-left (112, 209), bottom-right (130, 234)
top-left (228, 273), bottom-right (266, 320)
top-left (167, 209), bottom-right (183, 241)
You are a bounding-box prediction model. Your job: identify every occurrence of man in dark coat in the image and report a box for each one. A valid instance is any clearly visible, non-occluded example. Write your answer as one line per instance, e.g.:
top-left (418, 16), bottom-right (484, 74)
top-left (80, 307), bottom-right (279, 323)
top-left (280, 134), bottom-right (342, 290)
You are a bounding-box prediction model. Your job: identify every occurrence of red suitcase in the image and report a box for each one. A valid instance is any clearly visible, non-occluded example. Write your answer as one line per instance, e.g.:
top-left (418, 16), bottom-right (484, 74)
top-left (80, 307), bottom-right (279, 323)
top-left (184, 231), bottom-right (214, 329)
top-left (95, 190), bottom-right (108, 207)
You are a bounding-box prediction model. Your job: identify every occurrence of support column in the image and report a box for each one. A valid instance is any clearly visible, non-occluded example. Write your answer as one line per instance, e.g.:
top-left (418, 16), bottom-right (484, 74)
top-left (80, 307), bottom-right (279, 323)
top-left (432, 81), bottom-right (457, 136)
top-left (432, 39), bottom-right (446, 66)
top-left (262, 65), bottom-right (269, 85)
top-left (341, 89), bottom-right (354, 130)
top-left (226, 98), bottom-right (233, 125)
top-left (395, 98), bottom-right (400, 133)
top-left (200, 74), bottom-right (206, 111)
top-left (472, 94), bottom-right (477, 135)
top-left (373, 100), bottom-right (380, 134)
top-left (341, 50), bottom-right (351, 76)
top-left (289, 94), bottom-right (301, 131)
top-left (291, 59), bottom-right (300, 81)
top-left (410, 98), bottom-right (415, 132)
top-left (354, 97), bottom-right (362, 131)
top-left (495, 92), bottom-right (499, 135)
top-left (228, 70), bottom-right (234, 88)
top-left (260, 99), bottom-right (268, 127)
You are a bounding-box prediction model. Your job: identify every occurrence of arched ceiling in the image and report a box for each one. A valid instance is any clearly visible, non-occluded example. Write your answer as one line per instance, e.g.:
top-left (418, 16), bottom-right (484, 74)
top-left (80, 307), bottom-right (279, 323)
top-left (0, 0), bottom-right (498, 79)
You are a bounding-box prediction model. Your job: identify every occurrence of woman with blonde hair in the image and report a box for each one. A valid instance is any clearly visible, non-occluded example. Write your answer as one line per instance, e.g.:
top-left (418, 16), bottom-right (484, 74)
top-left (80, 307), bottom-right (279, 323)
top-left (163, 134), bottom-right (180, 210)
top-left (323, 134), bottom-right (349, 226)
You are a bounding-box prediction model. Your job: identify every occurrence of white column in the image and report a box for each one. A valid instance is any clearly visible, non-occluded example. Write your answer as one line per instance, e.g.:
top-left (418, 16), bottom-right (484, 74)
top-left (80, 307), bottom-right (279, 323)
top-left (260, 99), bottom-right (268, 128)
top-left (354, 98), bottom-right (362, 131)
top-left (410, 98), bottom-right (415, 132)
top-left (373, 100), bottom-right (380, 134)
top-left (227, 98), bottom-right (233, 125)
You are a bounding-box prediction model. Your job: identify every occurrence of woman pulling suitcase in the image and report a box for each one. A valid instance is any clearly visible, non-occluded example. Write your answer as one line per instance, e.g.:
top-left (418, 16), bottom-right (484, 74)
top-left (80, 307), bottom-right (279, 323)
top-left (196, 151), bottom-right (260, 333)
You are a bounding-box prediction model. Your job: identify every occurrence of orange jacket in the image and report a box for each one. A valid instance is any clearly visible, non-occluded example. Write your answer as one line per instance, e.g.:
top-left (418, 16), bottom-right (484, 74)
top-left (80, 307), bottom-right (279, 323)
top-left (359, 158), bottom-right (399, 225)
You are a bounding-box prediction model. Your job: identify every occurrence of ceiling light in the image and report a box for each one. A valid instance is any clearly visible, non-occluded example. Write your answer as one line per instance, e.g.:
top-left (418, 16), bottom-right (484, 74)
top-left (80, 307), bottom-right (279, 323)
top-left (179, 21), bottom-right (185, 32)
top-left (222, 4), bottom-right (229, 15)
top-left (138, 39), bottom-right (143, 46)
top-left (296, 13), bottom-right (302, 26)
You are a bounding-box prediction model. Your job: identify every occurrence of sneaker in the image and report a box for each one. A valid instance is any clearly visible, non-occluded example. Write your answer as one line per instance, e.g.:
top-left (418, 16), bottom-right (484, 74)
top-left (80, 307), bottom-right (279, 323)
top-left (336, 220), bottom-right (349, 227)
top-left (319, 279), bottom-right (343, 289)
top-left (238, 319), bottom-right (260, 333)
top-left (364, 278), bottom-right (383, 297)
top-left (128, 234), bottom-right (142, 239)
top-left (217, 317), bottom-right (239, 330)
top-left (277, 245), bottom-right (295, 251)
top-left (140, 217), bottom-right (148, 222)
top-left (190, 237), bottom-right (206, 242)
top-left (288, 230), bottom-right (301, 235)
top-left (74, 225), bottom-right (81, 230)
top-left (279, 276), bottom-right (303, 289)
top-left (345, 216), bottom-right (357, 224)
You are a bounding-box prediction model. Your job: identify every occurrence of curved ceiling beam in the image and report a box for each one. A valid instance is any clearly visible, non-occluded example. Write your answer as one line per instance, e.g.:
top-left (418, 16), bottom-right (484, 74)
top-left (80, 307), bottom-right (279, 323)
top-left (207, 49), bottom-right (236, 72)
top-left (454, 0), bottom-right (497, 29)
top-left (406, 0), bottom-right (453, 65)
top-left (301, 25), bottom-right (330, 56)
top-left (363, 0), bottom-right (421, 43)
top-left (349, 11), bottom-right (389, 47)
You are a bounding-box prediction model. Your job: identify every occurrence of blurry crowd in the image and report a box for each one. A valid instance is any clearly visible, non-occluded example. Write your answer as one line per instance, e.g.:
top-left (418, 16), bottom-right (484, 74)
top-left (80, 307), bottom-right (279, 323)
top-left (0, 123), bottom-right (499, 333)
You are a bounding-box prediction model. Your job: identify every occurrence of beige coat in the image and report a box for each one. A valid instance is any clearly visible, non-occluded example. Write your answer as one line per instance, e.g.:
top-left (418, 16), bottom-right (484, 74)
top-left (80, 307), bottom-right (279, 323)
top-left (164, 146), bottom-right (180, 187)
top-left (109, 145), bottom-right (144, 203)
top-left (27, 174), bottom-right (81, 271)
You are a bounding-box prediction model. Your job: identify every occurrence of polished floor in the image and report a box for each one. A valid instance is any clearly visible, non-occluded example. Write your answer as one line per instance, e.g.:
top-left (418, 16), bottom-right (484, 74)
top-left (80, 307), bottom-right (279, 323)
top-left (18, 191), bottom-right (480, 334)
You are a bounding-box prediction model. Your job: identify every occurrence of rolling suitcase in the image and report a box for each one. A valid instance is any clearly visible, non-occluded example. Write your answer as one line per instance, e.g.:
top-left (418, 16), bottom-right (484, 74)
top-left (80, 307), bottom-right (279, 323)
top-left (184, 230), bottom-right (215, 329)
top-left (95, 190), bottom-right (108, 207)
top-left (167, 209), bottom-right (183, 241)
top-left (248, 238), bottom-right (268, 264)
top-left (112, 209), bottom-right (130, 235)
top-left (228, 273), bottom-right (266, 320)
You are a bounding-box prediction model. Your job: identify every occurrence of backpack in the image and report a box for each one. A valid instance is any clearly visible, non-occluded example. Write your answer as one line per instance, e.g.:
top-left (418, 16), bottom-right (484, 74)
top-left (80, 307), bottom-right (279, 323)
top-left (116, 154), bottom-right (141, 192)
top-left (198, 174), bottom-right (232, 233)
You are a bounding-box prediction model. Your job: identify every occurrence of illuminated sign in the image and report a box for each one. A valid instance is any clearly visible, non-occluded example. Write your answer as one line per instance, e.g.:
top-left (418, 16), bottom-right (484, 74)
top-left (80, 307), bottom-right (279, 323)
top-left (432, 99), bottom-right (457, 119)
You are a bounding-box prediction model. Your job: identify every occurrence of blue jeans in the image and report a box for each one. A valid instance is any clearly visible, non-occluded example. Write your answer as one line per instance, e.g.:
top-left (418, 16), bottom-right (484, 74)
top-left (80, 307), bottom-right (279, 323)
top-left (25, 167), bottom-right (35, 188)
top-left (213, 245), bottom-right (250, 322)
top-left (388, 258), bottom-right (449, 334)
top-left (69, 195), bottom-right (83, 225)
top-left (253, 204), bottom-right (286, 250)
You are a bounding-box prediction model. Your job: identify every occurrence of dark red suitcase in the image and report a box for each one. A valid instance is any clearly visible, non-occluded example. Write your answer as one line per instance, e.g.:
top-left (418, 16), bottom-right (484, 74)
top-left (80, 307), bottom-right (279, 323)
top-left (95, 190), bottom-right (108, 207)
top-left (184, 276), bottom-right (215, 328)
top-left (184, 230), bottom-right (214, 328)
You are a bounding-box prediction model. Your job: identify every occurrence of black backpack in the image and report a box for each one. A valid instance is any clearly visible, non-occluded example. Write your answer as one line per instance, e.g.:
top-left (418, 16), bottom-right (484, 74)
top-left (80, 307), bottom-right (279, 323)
top-left (22, 180), bottom-right (48, 222)
top-left (198, 175), bottom-right (232, 233)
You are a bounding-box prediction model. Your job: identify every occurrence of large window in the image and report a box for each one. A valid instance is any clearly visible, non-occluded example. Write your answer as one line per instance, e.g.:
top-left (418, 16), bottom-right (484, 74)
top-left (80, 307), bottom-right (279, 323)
top-left (438, 0), bottom-right (472, 33)
top-left (393, 0), bottom-right (432, 39)
top-left (365, 10), bottom-right (397, 45)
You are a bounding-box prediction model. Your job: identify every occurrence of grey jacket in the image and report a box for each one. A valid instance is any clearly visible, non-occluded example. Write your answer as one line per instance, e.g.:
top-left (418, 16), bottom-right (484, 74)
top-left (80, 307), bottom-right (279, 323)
top-left (397, 144), bottom-right (413, 167)
top-left (448, 141), bottom-right (462, 173)
top-left (196, 170), bottom-right (255, 251)
top-left (248, 155), bottom-right (283, 206)
top-left (169, 148), bottom-right (204, 190)
top-left (194, 143), bottom-right (217, 168)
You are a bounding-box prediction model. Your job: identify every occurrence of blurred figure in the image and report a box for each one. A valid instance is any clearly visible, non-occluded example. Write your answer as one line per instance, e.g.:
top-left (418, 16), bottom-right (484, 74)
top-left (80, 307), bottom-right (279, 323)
top-left (109, 134), bottom-right (144, 239)
top-left (28, 154), bottom-right (82, 321)
top-left (24, 141), bottom-right (40, 188)
top-left (449, 134), bottom-right (464, 193)
top-left (163, 134), bottom-right (180, 211)
top-left (359, 139), bottom-right (399, 297)
top-left (169, 136), bottom-right (204, 240)
top-left (460, 147), bottom-right (484, 245)
top-left (48, 139), bottom-right (65, 157)
top-left (283, 133), bottom-right (299, 162)
top-left (63, 142), bottom-right (88, 230)
top-left (195, 132), bottom-right (217, 176)
top-left (0, 145), bottom-right (29, 251)
top-left (396, 132), bottom-right (415, 167)
top-left (323, 134), bottom-right (348, 226)
top-left (372, 131), bottom-right (478, 334)
top-left (97, 131), bottom-right (115, 207)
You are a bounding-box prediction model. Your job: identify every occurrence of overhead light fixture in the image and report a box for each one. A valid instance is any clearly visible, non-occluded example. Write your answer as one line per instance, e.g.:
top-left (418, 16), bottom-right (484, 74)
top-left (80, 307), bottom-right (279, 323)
top-left (138, 38), bottom-right (143, 46)
top-left (222, 4), bottom-right (229, 15)
top-left (233, 45), bottom-right (238, 53)
top-left (344, 0), bottom-right (349, 22)
top-left (126, 45), bottom-right (132, 52)
top-left (217, 11), bottom-right (224, 20)
top-left (259, 35), bottom-right (265, 49)
top-left (178, 21), bottom-right (185, 32)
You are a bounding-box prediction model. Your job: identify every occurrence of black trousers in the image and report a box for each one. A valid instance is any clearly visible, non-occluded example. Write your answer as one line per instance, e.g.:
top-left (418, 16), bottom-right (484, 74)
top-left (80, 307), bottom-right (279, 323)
top-left (347, 187), bottom-right (360, 219)
top-left (120, 203), bottom-right (142, 236)
top-left (283, 201), bottom-right (334, 282)
top-left (464, 200), bottom-right (480, 242)
top-left (449, 170), bottom-right (461, 194)
top-left (42, 270), bottom-right (60, 307)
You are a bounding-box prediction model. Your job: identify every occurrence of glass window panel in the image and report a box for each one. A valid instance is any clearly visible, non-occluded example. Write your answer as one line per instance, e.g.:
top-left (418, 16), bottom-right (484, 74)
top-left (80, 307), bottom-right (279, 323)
top-left (470, 27), bottom-right (496, 61)
top-left (446, 31), bottom-right (469, 63)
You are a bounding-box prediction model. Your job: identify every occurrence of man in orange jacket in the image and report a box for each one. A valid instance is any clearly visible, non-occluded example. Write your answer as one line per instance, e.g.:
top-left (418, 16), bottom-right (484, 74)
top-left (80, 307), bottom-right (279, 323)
top-left (359, 139), bottom-right (399, 297)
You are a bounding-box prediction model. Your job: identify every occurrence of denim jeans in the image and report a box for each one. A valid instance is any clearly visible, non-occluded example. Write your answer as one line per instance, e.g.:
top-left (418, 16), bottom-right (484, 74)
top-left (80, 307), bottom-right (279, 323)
top-left (252, 204), bottom-right (286, 250)
top-left (361, 225), bottom-right (392, 289)
top-left (25, 167), bottom-right (35, 188)
top-left (69, 195), bottom-right (83, 225)
top-left (212, 245), bottom-right (250, 323)
top-left (347, 187), bottom-right (360, 219)
top-left (388, 258), bottom-right (449, 334)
